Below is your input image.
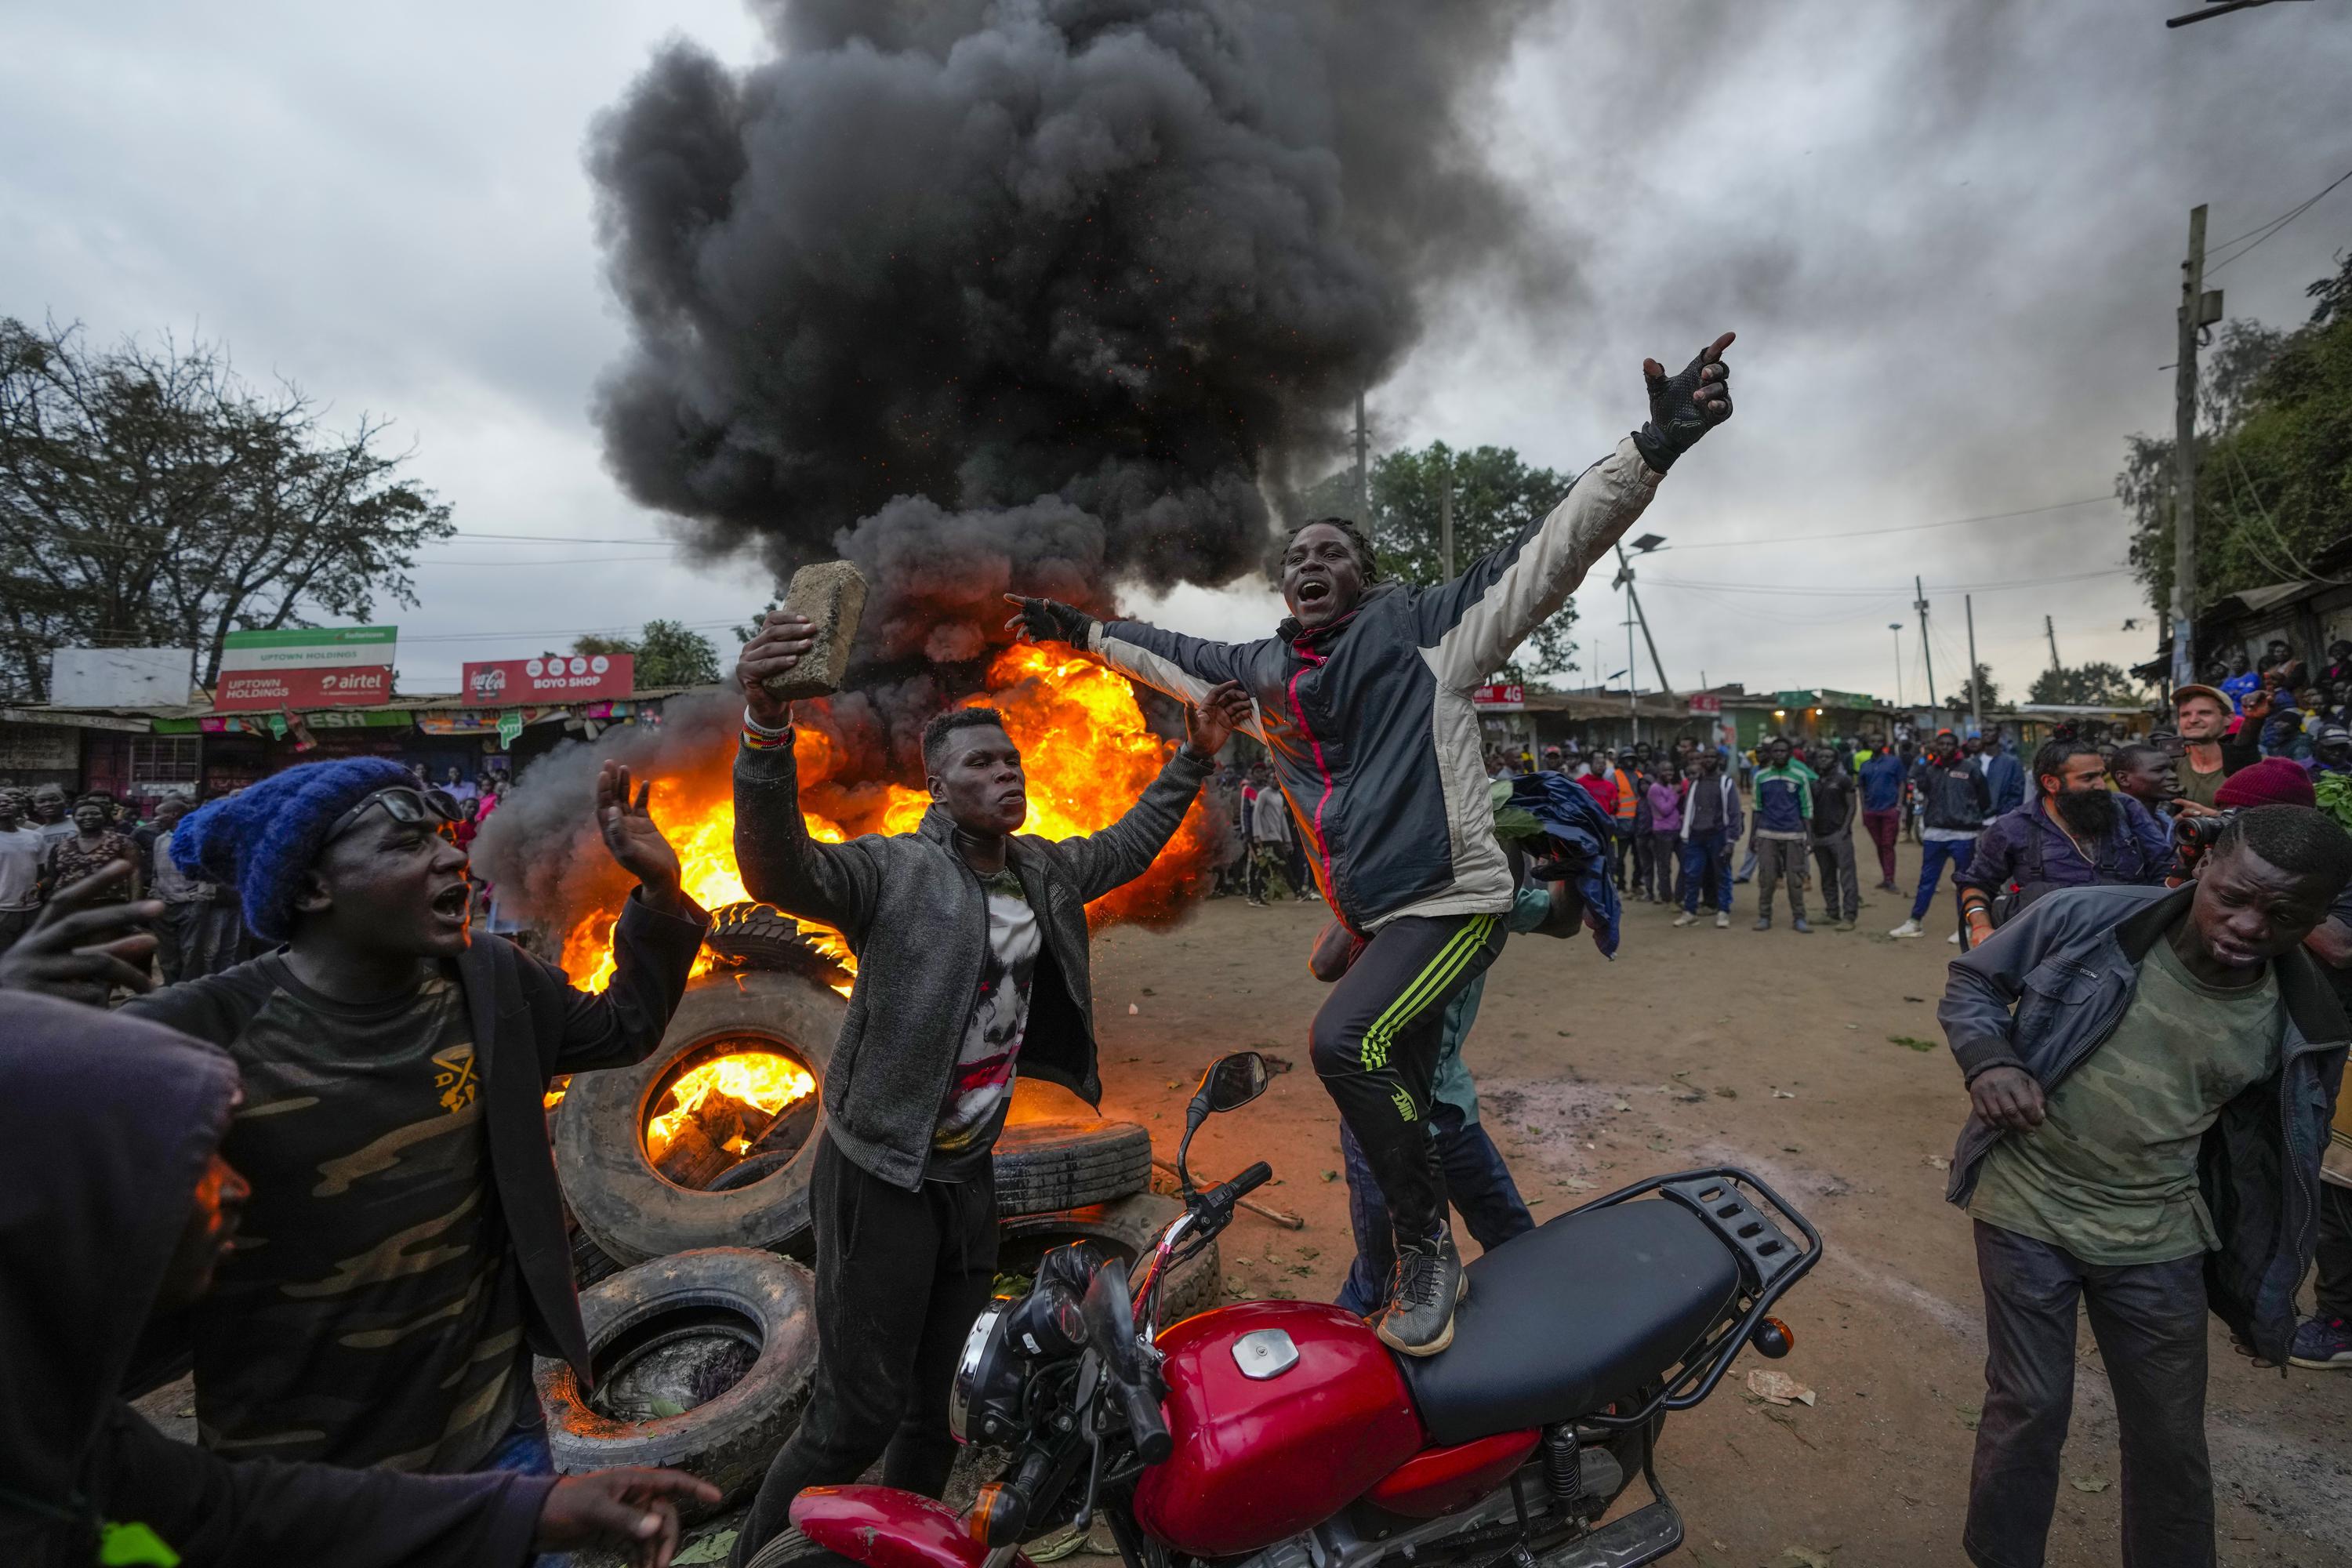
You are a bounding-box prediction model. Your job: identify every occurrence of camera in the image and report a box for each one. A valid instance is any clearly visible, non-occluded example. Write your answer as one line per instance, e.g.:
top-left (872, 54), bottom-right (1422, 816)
top-left (2170, 807), bottom-right (2238, 878)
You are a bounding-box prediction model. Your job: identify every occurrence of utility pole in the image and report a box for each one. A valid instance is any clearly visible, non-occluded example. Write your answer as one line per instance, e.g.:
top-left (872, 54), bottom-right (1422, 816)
top-left (1915, 575), bottom-right (1940, 719)
top-left (2045, 615), bottom-right (2063, 675)
top-left (1889, 623), bottom-right (1905, 709)
top-left (1611, 544), bottom-right (1675, 702)
top-left (1439, 468), bottom-right (1455, 580)
top-left (2171, 205), bottom-right (2223, 692)
top-left (1352, 387), bottom-right (1370, 526)
top-left (1965, 594), bottom-right (1983, 735)
top-left (1624, 589), bottom-right (1639, 741)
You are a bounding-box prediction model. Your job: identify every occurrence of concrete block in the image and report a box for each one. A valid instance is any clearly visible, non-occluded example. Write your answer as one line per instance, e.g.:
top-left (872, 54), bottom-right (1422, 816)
top-left (764, 560), bottom-right (868, 700)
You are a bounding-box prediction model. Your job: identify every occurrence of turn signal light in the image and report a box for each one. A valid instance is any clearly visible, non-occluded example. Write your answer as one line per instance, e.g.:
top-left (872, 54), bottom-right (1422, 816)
top-left (1752, 1316), bottom-right (1795, 1358)
top-left (967, 1484), bottom-right (1007, 1544)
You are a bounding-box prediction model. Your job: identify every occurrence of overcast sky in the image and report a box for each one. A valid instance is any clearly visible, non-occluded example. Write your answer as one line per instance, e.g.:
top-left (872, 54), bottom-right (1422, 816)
top-left (5, 0), bottom-right (2350, 704)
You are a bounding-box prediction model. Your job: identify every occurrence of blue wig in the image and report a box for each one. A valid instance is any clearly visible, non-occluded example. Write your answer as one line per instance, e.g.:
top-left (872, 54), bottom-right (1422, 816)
top-left (169, 757), bottom-right (417, 942)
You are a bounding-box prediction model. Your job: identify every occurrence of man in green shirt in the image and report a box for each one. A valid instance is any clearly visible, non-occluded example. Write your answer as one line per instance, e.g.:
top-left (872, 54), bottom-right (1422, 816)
top-left (1939, 806), bottom-right (2352, 1568)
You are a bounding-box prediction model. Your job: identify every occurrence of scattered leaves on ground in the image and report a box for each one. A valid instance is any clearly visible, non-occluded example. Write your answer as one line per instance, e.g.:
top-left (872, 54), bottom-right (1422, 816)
top-left (1903, 995), bottom-right (1926, 1004)
top-left (1559, 1177), bottom-right (1595, 1192)
top-left (1320, 1170), bottom-right (1338, 1182)
top-left (1888, 1034), bottom-right (1938, 1052)
top-left (1782, 1547), bottom-right (1838, 1568)
top-left (1957, 1403), bottom-right (1981, 1431)
top-left (1924, 1154), bottom-right (1951, 1171)
top-left (1647, 1138), bottom-right (1672, 1152)
top-left (1714, 1086), bottom-right (1738, 1099)
top-left (2071, 1475), bottom-right (2110, 1494)
top-left (1748, 1368), bottom-right (1817, 1406)
top-left (1612, 1100), bottom-right (1632, 1112)
top-left (1773, 1089), bottom-right (1797, 1098)
top-left (672, 1530), bottom-right (738, 1565)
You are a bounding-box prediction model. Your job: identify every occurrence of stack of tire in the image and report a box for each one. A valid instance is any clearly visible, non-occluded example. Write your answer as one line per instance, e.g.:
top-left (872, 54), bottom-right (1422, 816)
top-left (540, 902), bottom-right (1221, 1509)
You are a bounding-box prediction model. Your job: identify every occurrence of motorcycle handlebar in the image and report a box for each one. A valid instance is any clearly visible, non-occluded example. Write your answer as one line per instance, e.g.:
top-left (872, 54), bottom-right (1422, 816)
top-left (1120, 1380), bottom-right (1172, 1465)
top-left (1203, 1160), bottom-right (1272, 1213)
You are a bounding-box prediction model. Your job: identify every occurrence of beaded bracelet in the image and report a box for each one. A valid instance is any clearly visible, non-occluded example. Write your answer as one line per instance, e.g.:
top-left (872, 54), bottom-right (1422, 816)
top-left (742, 706), bottom-right (793, 752)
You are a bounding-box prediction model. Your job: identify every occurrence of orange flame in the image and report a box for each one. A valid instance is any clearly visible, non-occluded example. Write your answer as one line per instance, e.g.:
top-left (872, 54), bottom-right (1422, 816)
top-left (644, 1049), bottom-right (818, 1163)
top-left (561, 646), bottom-right (1219, 992)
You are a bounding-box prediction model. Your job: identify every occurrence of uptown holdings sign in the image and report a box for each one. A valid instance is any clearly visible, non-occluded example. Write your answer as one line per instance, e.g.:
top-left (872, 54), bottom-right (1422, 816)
top-left (462, 653), bottom-right (634, 705)
top-left (214, 626), bottom-right (396, 712)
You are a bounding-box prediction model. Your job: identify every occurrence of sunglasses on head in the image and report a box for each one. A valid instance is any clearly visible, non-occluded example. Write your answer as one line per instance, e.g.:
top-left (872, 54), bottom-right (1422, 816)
top-left (326, 786), bottom-right (463, 844)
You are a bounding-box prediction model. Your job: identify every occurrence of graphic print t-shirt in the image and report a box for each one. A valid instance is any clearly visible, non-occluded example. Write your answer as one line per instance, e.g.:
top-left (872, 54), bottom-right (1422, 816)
top-left (169, 956), bottom-right (529, 1472)
top-left (930, 869), bottom-right (1042, 1178)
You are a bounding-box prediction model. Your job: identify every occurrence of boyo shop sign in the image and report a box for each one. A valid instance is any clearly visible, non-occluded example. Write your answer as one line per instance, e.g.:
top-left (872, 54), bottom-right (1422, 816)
top-left (215, 626), bottom-right (395, 711)
top-left (463, 653), bottom-right (634, 705)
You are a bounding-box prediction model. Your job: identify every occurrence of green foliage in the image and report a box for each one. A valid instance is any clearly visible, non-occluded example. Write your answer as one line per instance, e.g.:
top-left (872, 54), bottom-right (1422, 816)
top-left (2317, 771), bottom-right (2352, 836)
top-left (0, 318), bottom-right (454, 700)
top-left (2027, 661), bottom-right (2145, 706)
top-left (1955, 662), bottom-right (2000, 711)
top-left (2119, 254), bottom-right (2352, 615)
top-left (570, 620), bottom-right (722, 688)
top-left (1353, 442), bottom-right (1579, 680)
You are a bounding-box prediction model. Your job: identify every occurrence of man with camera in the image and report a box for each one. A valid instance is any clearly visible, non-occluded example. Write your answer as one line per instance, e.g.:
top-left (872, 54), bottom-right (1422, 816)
top-left (1955, 736), bottom-right (2172, 946)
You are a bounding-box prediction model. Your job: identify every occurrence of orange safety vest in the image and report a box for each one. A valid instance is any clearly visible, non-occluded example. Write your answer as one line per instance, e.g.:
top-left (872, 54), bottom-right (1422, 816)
top-left (1610, 768), bottom-right (1638, 822)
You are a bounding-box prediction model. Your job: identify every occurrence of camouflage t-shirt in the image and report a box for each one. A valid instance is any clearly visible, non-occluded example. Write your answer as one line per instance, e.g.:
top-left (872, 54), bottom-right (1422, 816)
top-left (1970, 934), bottom-right (2281, 1265)
top-left (188, 956), bottom-right (531, 1472)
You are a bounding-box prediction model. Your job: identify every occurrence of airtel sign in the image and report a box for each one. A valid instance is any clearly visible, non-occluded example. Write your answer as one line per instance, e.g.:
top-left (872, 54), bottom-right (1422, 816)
top-left (462, 653), bottom-right (635, 705)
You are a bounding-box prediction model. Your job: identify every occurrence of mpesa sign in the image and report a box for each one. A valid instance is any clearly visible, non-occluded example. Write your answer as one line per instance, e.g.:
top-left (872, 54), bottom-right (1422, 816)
top-left (462, 653), bottom-right (634, 705)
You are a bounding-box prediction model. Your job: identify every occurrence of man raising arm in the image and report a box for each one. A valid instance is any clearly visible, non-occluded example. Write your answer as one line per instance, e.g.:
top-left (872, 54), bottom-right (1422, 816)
top-left (1005, 333), bottom-right (1737, 1353)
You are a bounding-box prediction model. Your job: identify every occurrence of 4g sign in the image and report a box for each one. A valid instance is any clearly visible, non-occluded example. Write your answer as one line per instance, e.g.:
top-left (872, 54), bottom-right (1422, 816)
top-left (461, 653), bottom-right (635, 706)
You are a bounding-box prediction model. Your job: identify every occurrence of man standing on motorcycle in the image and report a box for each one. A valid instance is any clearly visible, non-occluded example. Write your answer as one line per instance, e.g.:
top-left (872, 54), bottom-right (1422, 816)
top-left (724, 618), bottom-right (1250, 1567)
top-left (1007, 333), bottom-right (1737, 1354)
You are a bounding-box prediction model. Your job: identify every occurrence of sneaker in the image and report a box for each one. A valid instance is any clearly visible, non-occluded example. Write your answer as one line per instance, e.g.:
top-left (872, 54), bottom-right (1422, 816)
top-left (1878, 880), bottom-right (1902, 894)
top-left (1671, 911), bottom-right (1697, 927)
top-left (1246, 897), bottom-right (1267, 908)
top-left (1374, 1232), bottom-right (1465, 1357)
top-left (2289, 1315), bottom-right (2352, 1370)
top-left (1714, 912), bottom-right (1730, 929)
top-left (1791, 916), bottom-right (1812, 934)
top-left (1753, 916), bottom-right (1772, 931)
top-left (1890, 919), bottom-right (1924, 938)
top-left (1837, 918), bottom-right (1857, 932)
top-left (1948, 931), bottom-right (1962, 945)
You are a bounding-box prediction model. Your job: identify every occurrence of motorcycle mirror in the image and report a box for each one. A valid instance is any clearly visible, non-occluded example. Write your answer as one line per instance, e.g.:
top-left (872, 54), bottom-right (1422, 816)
top-left (1175, 1052), bottom-right (1270, 1192)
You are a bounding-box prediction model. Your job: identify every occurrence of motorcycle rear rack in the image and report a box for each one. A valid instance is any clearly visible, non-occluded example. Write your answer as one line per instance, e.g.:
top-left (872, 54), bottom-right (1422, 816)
top-left (1563, 1166), bottom-right (1823, 1431)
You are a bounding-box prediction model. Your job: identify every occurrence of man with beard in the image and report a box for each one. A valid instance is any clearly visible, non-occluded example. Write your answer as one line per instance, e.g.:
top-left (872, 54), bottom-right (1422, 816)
top-left (1007, 332), bottom-right (1738, 1353)
top-left (1958, 738), bottom-right (2171, 946)
top-left (2172, 684), bottom-right (2262, 811)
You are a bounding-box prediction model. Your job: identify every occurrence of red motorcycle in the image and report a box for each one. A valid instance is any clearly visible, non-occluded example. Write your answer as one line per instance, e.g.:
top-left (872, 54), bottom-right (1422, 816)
top-left (785, 1051), bottom-right (1820, 1568)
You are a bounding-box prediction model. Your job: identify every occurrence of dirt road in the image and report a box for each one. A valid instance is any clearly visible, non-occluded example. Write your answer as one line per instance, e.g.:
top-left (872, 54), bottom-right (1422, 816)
top-left (1079, 841), bottom-right (2352, 1568)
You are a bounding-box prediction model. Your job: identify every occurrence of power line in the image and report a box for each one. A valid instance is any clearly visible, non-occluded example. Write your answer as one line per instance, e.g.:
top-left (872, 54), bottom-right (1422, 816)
top-left (2204, 165), bottom-right (2352, 278)
top-left (1640, 565), bottom-right (2131, 599)
top-left (1660, 495), bottom-right (2115, 552)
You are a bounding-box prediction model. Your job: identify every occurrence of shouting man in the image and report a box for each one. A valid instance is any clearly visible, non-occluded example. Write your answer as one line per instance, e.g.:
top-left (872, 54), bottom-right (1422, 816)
top-left (1007, 332), bottom-right (1737, 1352)
top-left (0, 757), bottom-right (710, 1478)
top-left (726, 610), bottom-right (1250, 1566)
top-left (1940, 806), bottom-right (2352, 1568)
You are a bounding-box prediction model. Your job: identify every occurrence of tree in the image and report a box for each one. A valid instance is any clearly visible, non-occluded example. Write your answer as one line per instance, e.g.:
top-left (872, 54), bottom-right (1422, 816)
top-left (0, 319), bottom-right (453, 700)
top-left (1297, 442), bottom-right (1579, 681)
top-left (2027, 661), bottom-right (2145, 706)
top-left (2118, 253), bottom-right (2352, 617)
top-left (1955, 662), bottom-right (2001, 713)
top-left (569, 619), bottom-right (721, 688)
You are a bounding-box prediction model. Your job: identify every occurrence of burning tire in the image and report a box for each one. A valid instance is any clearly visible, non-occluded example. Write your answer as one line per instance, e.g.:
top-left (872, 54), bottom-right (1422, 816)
top-left (991, 1118), bottom-right (1153, 1218)
top-left (557, 968), bottom-right (841, 1265)
top-left (536, 1247), bottom-right (816, 1509)
top-left (999, 1192), bottom-right (1223, 1326)
top-left (702, 901), bottom-right (844, 985)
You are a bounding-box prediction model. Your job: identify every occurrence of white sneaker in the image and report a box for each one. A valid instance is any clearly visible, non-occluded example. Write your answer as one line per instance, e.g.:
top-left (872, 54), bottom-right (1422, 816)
top-left (1671, 911), bottom-right (1697, 927)
top-left (1947, 931), bottom-right (1962, 945)
top-left (1889, 919), bottom-right (1923, 938)
top-left (1714, 912), bottom-right (1730, 929)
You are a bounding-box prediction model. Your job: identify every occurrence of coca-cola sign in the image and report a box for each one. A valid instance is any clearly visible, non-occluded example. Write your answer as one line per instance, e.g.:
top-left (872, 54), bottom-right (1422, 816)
top-left (462, 653), bottom-right (634, 705)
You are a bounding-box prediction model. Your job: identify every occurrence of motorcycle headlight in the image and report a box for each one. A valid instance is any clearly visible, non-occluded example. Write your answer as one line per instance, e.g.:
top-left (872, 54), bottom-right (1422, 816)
top-left (949, 1304), bottom-right (1011, 1445)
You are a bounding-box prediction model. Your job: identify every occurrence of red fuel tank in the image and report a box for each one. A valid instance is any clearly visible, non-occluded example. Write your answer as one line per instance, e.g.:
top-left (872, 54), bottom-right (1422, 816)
top-left (1131, 1301), bottom-right (1426, 1558)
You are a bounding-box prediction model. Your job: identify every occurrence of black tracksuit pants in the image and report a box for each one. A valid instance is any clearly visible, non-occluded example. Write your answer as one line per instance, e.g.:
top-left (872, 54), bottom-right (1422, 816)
top-left (1309, 912), bottom-right (1506, 1252)
top-left (731, 1135), bottom-right (998, 1566)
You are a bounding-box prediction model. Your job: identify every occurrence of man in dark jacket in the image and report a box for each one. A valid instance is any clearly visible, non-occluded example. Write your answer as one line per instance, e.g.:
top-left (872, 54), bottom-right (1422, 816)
top-left (1806, 745), bottom-right (1860, 931)
top-left (1980, 730), bottom-right (2024, 818)
top-left (0, 757), bottom-right (709, 1478)
top-left (0, 991), bottom-right (718, 1568)
top-left (727, 612), bottom-right (1248, 1564)
top-left (1937, 808), bottom-right (2352, 1568)
top-left (1004, 333), bottom-right (1737, 1352)
top-left (1957, 737), bottom-right (2171, 946)
top-left (1892, 731), bottom-right (1991, 940)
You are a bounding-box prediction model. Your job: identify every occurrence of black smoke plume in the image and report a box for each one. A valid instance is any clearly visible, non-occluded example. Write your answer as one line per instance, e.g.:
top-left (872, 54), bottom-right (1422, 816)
top-left (588, 0), bottom-right (1544, 694)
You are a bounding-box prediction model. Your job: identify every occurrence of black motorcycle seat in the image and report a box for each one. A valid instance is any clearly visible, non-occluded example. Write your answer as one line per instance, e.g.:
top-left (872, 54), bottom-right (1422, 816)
top-left (1396, 1200), bottom-right (1740, 1446)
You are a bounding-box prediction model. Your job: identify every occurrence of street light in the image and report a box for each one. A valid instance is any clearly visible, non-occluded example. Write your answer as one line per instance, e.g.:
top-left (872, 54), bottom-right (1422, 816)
top-left (1889, 623), bottom-right (1906, 709)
